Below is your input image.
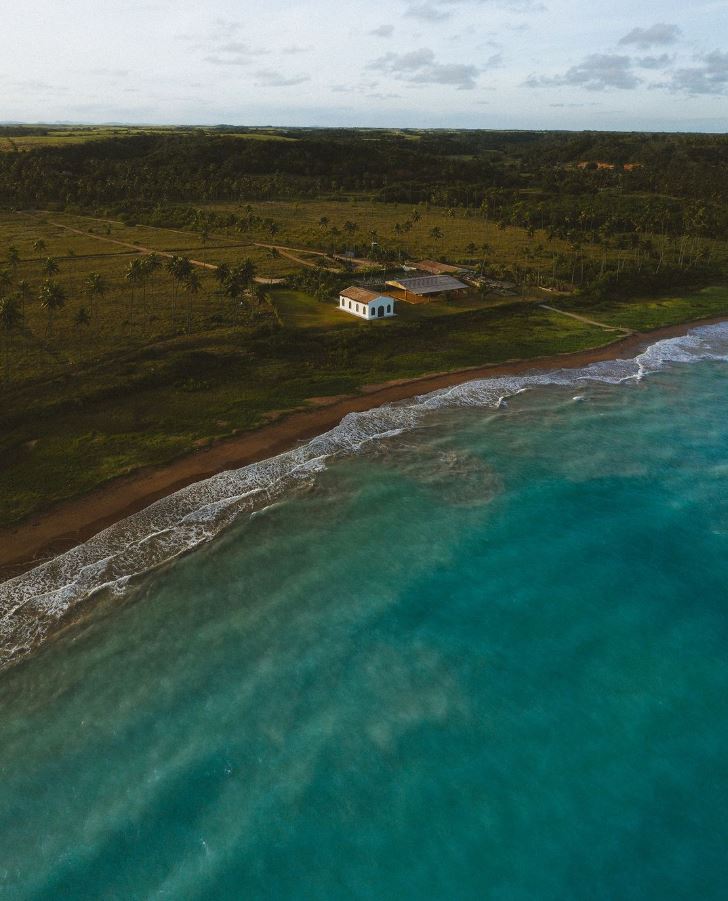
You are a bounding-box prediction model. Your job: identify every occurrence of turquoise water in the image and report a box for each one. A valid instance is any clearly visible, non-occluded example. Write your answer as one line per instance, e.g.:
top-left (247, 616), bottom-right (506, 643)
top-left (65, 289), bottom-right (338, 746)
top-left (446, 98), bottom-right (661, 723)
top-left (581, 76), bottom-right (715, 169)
top-left (2, 327), bottom-right (728, 899)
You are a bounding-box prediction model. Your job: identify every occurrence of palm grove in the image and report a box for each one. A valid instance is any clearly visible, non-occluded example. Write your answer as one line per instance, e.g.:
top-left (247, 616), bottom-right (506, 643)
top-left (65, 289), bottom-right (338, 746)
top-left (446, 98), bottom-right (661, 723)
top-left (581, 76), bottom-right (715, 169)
top-left (0, 245), bottom-right (271, 384)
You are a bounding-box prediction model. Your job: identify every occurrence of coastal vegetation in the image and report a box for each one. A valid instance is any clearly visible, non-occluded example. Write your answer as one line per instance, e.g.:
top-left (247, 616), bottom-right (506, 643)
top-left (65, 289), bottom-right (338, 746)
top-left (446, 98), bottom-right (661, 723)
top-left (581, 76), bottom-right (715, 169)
top-left (1, 127), bottom-right (728, 528)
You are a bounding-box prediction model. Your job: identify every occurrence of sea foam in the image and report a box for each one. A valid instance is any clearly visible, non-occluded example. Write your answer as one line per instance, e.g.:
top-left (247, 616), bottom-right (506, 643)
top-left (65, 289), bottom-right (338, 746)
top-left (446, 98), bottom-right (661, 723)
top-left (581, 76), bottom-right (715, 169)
top-left (2, 322), bottom-right (727, 669)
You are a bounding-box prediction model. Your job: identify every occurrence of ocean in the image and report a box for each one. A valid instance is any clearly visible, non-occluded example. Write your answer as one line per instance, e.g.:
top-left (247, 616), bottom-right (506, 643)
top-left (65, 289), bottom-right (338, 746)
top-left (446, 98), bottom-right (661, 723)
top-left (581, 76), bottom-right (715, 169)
top-left (1, 323), bottom-right (728, 899)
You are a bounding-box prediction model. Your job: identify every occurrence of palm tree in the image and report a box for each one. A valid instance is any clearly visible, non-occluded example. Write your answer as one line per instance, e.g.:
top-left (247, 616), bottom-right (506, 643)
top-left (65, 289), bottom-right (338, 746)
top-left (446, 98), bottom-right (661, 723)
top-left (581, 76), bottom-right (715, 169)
top-left (165, 256), bottom-right (179, 322)
top-left (183, 270), bottom-right (201, 333)
top-left (38, 280), bottom-right (66, 338)
top-left (32, 239), bottom-right (46, 255)
top-left (73, 305), bottom-right (91, 354)
top-left (0, 268), bottom-right (12, 294)
top-left (43, 257), bottom-right (59, 278)
top-left (222, 261), bottom-right (256, 318)
top-left (15, 279), bottom-right (32, 319)
top-left (165, 255), bottom-right (191, 325)
top-left (214, 262), bottom-right (231, 315)
top-left (74, 306), bottom-right (91, 327)
top-left (479, 242), bottom-right (491, 274)
top-left (318, 216), bottom-right (330, 231)
top-left (84, 272), bottom-right (106, 325)
top-left (239, 259), bottom-right (256, 286)
top-left (7, 246), bottom-right (20, 270)
top-left (251, 283), bottom-right (269, 319)
top-left (222, 268), bottom-right (245, 316)
top-left (215, 262), bottom-right (231, 285)
top-left (140, 253), bottom-right (161, 326)
top-left (125, 258), bottom-right (145, 327)
top-left (0, 296), bottom-right (23, 383)
top-left (177, 256), bottom-right (192, 280)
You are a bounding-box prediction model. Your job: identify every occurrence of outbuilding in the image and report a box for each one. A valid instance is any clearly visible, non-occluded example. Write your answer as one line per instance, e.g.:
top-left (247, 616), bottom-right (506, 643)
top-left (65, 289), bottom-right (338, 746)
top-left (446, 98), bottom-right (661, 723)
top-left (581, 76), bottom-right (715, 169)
top-left (385, 274), bottom-right (468, 301)
top-left (412, 259), bottom-right (465, 276)
top-left (339, 287), bottom-right (396, 321)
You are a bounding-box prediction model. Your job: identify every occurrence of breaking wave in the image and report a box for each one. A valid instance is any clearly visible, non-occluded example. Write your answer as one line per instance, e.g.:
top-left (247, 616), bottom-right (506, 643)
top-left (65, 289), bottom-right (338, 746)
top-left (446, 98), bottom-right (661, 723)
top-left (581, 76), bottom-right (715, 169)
top-left (2, 321), bottom-right (728, 670)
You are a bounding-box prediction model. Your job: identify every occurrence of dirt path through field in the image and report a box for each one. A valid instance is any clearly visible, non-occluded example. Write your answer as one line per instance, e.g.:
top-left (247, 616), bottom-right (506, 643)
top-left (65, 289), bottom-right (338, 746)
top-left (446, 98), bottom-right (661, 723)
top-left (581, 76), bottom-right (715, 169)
top-left (254, 242), bottom-right (379, 271)
top-left (33, 210), bottom-right (236, 245)
top-left (253, 242), bottom-right (343, 272)
top-left (540, 303), bottom-right (632, 334)
top-left (19, 212), bottom-right (284, 284)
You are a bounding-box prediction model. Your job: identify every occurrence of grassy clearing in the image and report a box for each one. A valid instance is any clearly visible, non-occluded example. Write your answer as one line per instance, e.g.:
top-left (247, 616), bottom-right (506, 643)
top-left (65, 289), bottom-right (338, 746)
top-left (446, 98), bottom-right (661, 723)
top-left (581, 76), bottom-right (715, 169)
top-left (0, 126), bottom-right (298, 153)
top-left (207, 199), bottom-right (728, 273)
top-left (0, 127), bottom-right (185, 153)
top-left (0, 306), bottom-right (611, 525)
top-left (272, 291), bottom-right (359, 329)
top-left (585, 285), bottom-right (728, 330)
top-left (1, 207), bottom-right (728, 529)
top-left (0, 211), bottom-right (294, 384)
top-left (226, 132), bottom-right (298, 142)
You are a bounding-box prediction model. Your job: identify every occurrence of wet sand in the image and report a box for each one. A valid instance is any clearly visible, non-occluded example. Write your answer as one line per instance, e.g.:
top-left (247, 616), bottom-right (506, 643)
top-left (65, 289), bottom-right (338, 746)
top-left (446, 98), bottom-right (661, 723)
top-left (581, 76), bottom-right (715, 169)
top-left (1, 316), bottom-right (725, 581)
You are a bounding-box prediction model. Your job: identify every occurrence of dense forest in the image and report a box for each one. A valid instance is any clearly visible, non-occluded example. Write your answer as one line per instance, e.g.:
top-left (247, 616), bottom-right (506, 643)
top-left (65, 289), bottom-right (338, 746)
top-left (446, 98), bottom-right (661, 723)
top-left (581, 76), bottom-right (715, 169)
top-left (1, 129), bottom-right (728, 244)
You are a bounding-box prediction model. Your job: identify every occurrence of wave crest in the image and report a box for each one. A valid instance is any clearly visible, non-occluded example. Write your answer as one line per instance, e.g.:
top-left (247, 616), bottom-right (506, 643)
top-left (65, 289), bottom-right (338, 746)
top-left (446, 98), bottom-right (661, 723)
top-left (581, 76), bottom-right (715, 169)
top-left (2, 321), bottom-right (727, 669)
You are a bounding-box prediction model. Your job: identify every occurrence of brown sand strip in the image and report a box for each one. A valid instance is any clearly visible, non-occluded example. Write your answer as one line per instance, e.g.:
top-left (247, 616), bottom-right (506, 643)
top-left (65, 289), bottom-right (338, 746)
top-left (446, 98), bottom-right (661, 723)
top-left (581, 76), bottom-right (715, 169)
top-left (1, 315), bottom-right (725, 582)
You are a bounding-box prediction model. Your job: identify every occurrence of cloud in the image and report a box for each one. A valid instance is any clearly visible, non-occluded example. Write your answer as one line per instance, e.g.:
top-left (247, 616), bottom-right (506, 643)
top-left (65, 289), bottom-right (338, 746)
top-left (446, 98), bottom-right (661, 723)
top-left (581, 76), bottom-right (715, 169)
top-left (204, 41), bottom-right (269, 67)
top-left (662, 50), bottom-right (728, 95)
top-left (331, 80), bottom-right (379, 93)
top-left (369, 47), bottom-right (479, 89)
top-left (370, 24), bottom-right (394, 37)
top-left (210, 18), bottom-right (242, 35)
top-left (282, 44), bottom-right (312, 55)
top-left (405, 3), bottom-right (450, 21)
top-left (89, 68), bottom-right (130, 78)
top-left (526, 54), bottom-right (641, 90)
top-left (11, 79), bottom-right (68, 95)
top-left (403, 0), bottom-right (543, 18)
top-left (636, 54), bottom-right (673, 70)
top-left (619, 23), bottom-right (681, 49)
top-left (254, 69), bottom-right (311, 87)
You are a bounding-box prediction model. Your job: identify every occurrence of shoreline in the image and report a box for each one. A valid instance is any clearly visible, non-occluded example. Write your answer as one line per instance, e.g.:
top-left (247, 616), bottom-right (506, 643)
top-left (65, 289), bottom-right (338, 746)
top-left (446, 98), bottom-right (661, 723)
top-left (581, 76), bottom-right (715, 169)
top-left (1, 314), bottom-right (726, 582)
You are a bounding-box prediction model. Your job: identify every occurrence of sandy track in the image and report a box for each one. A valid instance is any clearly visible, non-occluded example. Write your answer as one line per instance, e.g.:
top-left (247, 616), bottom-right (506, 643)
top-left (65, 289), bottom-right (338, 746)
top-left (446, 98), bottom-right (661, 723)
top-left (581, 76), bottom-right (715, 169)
top-left (540, 304), bottom-right (632, 333)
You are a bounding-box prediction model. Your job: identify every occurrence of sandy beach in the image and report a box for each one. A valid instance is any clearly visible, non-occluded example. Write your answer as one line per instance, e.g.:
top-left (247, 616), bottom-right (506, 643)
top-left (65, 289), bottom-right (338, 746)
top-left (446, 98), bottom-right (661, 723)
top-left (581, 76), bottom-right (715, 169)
top-left (1, 315), bottom-right (725, 582)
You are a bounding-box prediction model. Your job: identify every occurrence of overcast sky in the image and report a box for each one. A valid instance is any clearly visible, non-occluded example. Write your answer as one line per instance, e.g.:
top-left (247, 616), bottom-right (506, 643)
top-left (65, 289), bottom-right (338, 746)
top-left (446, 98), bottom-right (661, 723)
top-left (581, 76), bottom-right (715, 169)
top-left (3, 0), bottom-right (728, 130)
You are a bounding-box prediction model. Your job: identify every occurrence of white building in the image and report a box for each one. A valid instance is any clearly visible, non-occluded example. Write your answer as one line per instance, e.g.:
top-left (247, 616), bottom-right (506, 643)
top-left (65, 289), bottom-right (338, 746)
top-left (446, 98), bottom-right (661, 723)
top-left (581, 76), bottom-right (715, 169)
top-left (338, 287), bottom-right (396, 321)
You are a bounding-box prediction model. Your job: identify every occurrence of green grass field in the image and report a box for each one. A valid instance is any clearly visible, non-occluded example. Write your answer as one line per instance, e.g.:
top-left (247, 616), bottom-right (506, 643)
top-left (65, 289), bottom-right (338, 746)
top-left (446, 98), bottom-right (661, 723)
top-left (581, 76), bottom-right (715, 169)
top-left (586, 285), bottom-right (728, 330)
top-left (1, 205), bottom-right (728, 529)
top-left (206, 198), bottom-right (728, 274)
top-left (0, 305), bottom-right (613, 525)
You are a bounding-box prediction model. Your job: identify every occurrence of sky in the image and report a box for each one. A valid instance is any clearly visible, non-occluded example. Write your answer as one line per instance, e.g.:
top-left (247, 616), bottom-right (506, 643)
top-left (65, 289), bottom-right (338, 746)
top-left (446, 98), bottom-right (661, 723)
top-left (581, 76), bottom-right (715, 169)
top-left (3, 0), bottom-right (728, 131)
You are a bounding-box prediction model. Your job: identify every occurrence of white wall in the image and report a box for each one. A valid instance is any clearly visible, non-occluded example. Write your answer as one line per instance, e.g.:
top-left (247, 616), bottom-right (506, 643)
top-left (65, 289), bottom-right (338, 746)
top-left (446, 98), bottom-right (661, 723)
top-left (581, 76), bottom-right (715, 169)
top-left (339, 296), bottom-right (395, 320)
top-left (339, 296), bottom-right (369, 319)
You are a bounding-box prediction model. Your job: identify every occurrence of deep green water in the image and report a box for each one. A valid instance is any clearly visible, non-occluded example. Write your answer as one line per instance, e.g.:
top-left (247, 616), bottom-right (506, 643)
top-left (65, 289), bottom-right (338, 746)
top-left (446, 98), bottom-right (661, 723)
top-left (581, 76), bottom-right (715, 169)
top-left (2, 328), bottom-right (728, 899)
